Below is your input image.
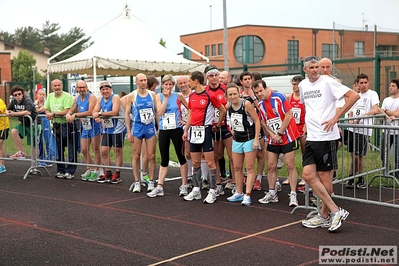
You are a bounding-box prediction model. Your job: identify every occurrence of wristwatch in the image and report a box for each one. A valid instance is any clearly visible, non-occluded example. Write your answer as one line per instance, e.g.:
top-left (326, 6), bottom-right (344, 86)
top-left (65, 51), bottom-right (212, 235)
top-left (277, 132), bottom-right (283, 136)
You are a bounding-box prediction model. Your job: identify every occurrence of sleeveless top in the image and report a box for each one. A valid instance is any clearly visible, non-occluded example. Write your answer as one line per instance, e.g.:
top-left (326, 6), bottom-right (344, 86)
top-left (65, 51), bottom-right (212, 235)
top-left (131, 91), bottom-right (155, 126)
top-left (77, 92), bottom-right (101, 131)
top-left (228, 99), bottom-right (255, 142)
top-left (159, 92), bottom-right (181, 130)
top-left (100, 94), bottom-right (125, 134)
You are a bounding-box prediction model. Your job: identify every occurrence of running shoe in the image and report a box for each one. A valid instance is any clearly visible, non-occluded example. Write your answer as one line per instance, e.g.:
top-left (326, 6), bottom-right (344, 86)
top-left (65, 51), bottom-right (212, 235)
top-left (258, 191), bottom-right (279, 204)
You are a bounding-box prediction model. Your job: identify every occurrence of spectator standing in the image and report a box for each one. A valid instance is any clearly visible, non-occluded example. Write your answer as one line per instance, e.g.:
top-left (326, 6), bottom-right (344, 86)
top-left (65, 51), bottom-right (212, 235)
top-left (8, 85), bottom-right (41, 174)
top-left (45, 79), bottom-right (78, 179)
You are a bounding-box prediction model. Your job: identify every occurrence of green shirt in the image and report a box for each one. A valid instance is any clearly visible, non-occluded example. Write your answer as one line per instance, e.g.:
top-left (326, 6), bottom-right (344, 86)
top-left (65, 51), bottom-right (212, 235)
top-left (44, 92), bottom-right (74, 124)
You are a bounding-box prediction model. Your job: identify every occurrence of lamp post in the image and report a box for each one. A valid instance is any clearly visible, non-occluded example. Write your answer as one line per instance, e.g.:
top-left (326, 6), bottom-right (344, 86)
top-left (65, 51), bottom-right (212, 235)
top-left (32, 66), bottom-right (36, 99)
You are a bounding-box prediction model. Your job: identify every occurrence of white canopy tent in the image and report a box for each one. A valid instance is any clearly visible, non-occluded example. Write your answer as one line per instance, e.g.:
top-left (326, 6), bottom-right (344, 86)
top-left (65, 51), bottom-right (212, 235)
top-left (47, 5), bottom-right (207, 79)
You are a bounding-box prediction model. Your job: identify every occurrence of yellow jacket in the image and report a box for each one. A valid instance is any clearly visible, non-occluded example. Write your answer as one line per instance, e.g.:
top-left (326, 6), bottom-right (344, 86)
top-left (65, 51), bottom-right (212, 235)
top-left (0, 98), bottom-right (10, 130)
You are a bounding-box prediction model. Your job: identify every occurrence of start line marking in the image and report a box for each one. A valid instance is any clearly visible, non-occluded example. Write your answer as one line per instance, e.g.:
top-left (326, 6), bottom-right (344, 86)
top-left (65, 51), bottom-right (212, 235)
top-left (148, 219), bottom-right (302, 266)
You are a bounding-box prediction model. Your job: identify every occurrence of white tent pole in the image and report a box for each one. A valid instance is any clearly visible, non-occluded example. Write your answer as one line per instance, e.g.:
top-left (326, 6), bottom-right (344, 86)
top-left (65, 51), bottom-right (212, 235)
top-left (129, 12), bottom-right (209, 64)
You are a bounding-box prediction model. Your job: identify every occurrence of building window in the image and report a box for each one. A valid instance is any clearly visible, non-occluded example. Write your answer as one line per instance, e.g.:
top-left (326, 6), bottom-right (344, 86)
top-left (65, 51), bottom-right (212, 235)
top-left (218, 43), bottom-right (223, 56)
top-left (322, 44), bottom-right (339, 59)
top-left (205, 45), bottom-right (210, 57)
top-left (183, 46), bottom-right (192, 59)
top-left (234, 35), bottom-right (264, 64)
top-left (287, 40), bottom-right (299, 71)
top-left (354, 41), bottom-right (364, 57)
top-left (211, 44), bottom-right (216, 56)
top-left (376, 45), bottom-right (397, 57)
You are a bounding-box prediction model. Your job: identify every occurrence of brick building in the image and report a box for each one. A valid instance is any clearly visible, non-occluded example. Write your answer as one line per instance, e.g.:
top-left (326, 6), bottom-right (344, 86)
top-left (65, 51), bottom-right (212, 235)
top-left (180, 25), bottom-right (399, 76)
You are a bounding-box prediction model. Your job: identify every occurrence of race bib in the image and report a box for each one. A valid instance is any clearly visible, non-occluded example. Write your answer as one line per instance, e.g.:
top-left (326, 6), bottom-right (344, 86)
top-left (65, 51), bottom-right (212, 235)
top-left (214, 109), bottom-right (220, 123)
top-left (231, 113), bottom-right (244, 132)
top-left (103, 118), bottom-right (113, 128)
top-left (82, 117), bottom-right (92, 130)
top-left (181, 108), bottom-right (188, 122)
top-left (190, 126), bottom-right (205, 144)
top-left (267, 117), bottom-right (282, 134)
top-left (162, 113), bottom-right (176, 130)
top-left (140, 108), bottom-right (154, 125)
top-left (354, 104), bottom-right (366, 117)
top-left (291, 107), bottom-right (301, 124)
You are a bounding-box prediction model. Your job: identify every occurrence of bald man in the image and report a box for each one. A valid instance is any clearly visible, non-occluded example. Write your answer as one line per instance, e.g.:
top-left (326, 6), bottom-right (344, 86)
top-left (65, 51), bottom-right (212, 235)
top-left (320, 58), bottom-right (341, 83)
top-left (219, 71), bottom-right (232, 86)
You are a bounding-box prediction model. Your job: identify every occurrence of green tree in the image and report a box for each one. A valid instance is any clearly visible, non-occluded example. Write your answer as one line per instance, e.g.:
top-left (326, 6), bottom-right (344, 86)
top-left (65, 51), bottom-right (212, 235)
top-left (159, 38), bottom-right (166, 48)
top-left (1, 21), bottom-right (91, 62)
top-left (12, 50), bottom-right (38, 91)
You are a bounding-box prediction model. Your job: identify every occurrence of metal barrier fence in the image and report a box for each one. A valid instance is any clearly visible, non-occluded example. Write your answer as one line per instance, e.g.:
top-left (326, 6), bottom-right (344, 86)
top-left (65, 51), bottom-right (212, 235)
top-left (333, 114), bottom-right (399, 209)
top-left (2, 114), bottom-right (136, 180)
top-left (2, 113), bottom-right (398, 210)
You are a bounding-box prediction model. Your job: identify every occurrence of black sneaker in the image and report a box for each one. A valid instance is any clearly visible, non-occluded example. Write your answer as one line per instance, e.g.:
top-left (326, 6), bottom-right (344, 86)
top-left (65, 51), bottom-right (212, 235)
top-left (345, 182), bottom-right (354, 189)
top-left (356, 182), bottom-right (367, 189)
top-left (97, 174), bottom-right (111, 183)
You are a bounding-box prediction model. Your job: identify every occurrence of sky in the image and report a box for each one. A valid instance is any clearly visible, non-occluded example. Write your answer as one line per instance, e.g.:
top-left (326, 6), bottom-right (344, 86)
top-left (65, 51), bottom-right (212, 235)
top-left (1, 0), bottom-right (399, 55)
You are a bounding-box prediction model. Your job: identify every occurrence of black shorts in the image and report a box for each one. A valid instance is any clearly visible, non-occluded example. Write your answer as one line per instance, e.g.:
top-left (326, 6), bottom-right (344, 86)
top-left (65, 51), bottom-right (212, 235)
top-left (0, 128), bottom-right (9, 140)
top-left (101, 132), bottom-right (125, 148)
top-left (347, 131), bottom-right (368, 156)
top-left (212, 125), bottom-right (232, 141)
top-left (302, 140), bottom-right (338, 171)
top-left (190, 126), bottom-right (214, 153)
top-left (267, 139), bottom-right (299, 154)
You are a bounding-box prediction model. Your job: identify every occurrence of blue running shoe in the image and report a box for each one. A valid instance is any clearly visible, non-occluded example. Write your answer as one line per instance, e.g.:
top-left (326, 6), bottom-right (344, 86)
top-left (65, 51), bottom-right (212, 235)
top-left (227, 192), bottom-right (244, 202)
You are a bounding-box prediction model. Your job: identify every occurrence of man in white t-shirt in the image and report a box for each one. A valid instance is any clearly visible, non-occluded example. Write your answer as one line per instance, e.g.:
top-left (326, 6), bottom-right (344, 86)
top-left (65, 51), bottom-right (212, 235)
top-left (346, 73), bottom-right (380, 189)
top-left (298, 56), bottom-right (359, 232)
top-left (379, 78), bottom-right (399, 180)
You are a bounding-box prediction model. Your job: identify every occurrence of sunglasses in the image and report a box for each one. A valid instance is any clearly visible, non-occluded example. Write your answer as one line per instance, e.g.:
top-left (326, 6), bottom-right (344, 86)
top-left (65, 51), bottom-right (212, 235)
top-left (304, 56), bottom-right (320, 62)
top-left (13, 92), bottom-right (22, 97)
top-left (100, 85), bottom-right (111, 90)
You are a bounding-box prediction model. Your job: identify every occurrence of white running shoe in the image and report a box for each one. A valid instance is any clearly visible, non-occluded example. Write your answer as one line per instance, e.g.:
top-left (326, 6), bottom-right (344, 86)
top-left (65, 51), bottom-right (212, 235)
top-left (179, 185), bottom-right (188, 196)
top-left (289, 192), bottom-right (298, 207)
top-left (147, 187), bottom-right (164, 198)
top-left (302, 214), bottom-right (331, 228)
top-left (184, 190), bottom-right (201, 201)
top-left (203, 191), bottom-right (217, 204)
top-left (258, 191), bottom-right (279, 204)
top-left (241, 195), bottom-right (252, 206)
top-left (329, 208), bottom-right (349, 232)
top-left (132, 181), bottom-right (141, 193)
top-left (147, 181), bottom-right (155, 192)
